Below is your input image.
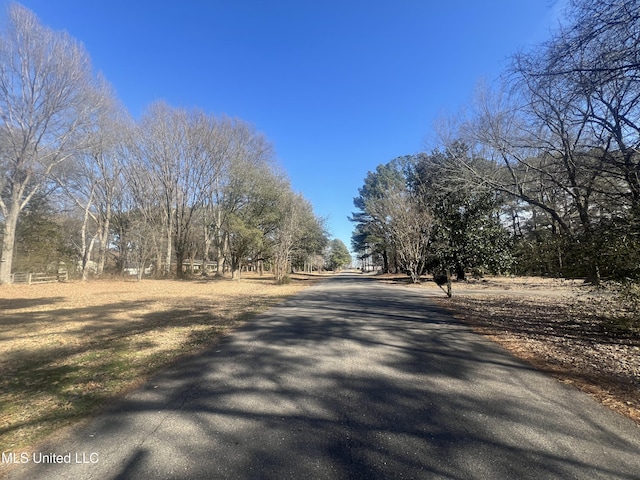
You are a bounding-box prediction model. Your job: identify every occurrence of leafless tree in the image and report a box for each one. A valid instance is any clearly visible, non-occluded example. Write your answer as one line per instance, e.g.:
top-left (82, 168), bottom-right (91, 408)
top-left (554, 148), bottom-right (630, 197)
top-left (459, 83), bottom-right (601, 238)
top-left (132, 103), bottom-right (222, 278)
top-left (119, 166), bottom-right (163, 281)
top-left (536, 0), bottom-right (640, 221)
top-left (373, 185), bottom-right (432, 283)
top-left (270, 189), bottom-right (309, 284)
top-left (198, 117), bottom-right (243, 276)
top-left (353, 158), bottom-right (433, 283)
top-left (0, 4), bottom-right (107, 283)
top-left (88, 98), bottom-right (131, 276)
top-left (441, 0), bottom-right (640, 279)
top-left (53, 91), bottom-right (130, 280)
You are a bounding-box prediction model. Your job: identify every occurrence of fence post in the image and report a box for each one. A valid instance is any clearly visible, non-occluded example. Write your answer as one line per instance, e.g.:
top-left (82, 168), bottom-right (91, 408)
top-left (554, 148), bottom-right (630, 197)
top-left (27, 273), bottom-right (32, 285)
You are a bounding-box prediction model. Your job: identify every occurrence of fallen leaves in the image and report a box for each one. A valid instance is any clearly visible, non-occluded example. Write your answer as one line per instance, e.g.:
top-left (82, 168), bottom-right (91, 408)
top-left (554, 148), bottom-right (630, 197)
top-left (434, 285), bottom-right (640, 425)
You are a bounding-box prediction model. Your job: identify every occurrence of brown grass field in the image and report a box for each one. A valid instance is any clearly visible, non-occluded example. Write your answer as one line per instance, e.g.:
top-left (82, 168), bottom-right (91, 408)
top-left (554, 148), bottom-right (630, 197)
top-left (0, 273), bottom-right (319, 455)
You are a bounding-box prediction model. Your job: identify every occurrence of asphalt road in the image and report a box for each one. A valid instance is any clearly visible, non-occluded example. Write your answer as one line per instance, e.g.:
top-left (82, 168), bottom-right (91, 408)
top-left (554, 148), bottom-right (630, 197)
top-left (7, 274), bottom-right (640, 479)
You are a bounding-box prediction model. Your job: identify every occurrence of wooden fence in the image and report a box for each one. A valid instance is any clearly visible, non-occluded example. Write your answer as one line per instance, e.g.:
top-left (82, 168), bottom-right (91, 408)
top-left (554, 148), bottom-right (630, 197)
top-left (11, 271), bottom-right (68, 285)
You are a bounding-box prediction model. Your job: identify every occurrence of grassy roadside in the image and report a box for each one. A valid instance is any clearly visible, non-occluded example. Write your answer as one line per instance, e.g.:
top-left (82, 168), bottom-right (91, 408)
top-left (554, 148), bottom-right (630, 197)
top-left (0, 273), bottom-right (320, 455)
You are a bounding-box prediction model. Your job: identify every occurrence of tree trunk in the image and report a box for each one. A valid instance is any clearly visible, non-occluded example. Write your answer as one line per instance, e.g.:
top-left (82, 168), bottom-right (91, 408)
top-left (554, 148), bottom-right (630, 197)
top-left (202, 224), bottom-right (212, 275)
top-left (80, 195), bottom-right (96, 282)
top-left (409, 268), bottom-right (421, 284)
top-left (96, 204), bottom-right (111, 276)
top-left (215, 231), bottom-right (227, 277)
top-left (115, 222), bottom-right (127, 273)
top-left (0, 211), bottom-right (19, 285)
top-left (164, 220), bottom-right (172, 276)
top-left (455, 264), bottom-right (466, 281)
top-left (231, 262), bottom-right (241, 280)
top-left (175, 243), bottom-right (186, 279)
top-left (154, 250), bottom-right (163, 278)
top-left (81, 237), bottom-right (97, 282)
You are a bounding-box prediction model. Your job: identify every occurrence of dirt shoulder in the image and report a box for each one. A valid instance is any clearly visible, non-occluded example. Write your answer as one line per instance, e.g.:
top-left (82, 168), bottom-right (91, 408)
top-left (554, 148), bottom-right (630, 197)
top-left (379, 274), bottom-right (640, 426)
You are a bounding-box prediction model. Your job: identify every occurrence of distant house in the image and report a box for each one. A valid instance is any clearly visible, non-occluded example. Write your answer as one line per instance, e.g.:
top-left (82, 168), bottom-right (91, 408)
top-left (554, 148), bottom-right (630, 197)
top-left (123, 264), bottom-right (154, 276)
top-left (181, 260), bottom-right (218, 274)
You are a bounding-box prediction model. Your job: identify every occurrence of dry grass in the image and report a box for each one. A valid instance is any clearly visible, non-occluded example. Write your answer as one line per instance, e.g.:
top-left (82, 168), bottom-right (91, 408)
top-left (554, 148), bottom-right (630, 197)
top-left (0, 273), bottom-right (319, 453)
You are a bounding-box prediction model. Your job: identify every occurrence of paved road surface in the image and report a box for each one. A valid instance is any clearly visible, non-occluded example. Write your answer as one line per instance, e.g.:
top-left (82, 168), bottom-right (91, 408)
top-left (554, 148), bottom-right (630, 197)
top-left (6, 274), bottom-right (640, 479)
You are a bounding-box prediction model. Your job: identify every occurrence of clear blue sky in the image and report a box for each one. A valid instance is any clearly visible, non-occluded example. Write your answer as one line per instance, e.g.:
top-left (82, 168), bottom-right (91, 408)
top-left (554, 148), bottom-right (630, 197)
top-left (4, 0), bottom-right (565, 252)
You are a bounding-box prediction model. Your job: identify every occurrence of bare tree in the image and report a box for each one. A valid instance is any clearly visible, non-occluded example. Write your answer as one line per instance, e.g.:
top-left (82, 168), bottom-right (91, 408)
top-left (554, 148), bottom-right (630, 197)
top-left (451, 0), bottom-right (640, 279)
top-left (372, 183), bottom-right (432, 283)
top-left (133, 102), bottom-right (223, 278)
top-left (211, 121), bottom-right (276, 279)
top-left (119, 166), bottom-right (163, 281)
top-left (270, 189), bottom-right (311, 284)
top-left (87, 98), bottom-right (131, 276)
top-left (0, 4), bottom-right (106, 283)
top-left (459, 84), bottom-right (598, 237)
top-left (351, 158), bottom-right (433, 283)
top-left (133, 103), bottom-right (179, 276)
top-left (535, 0), bottom-right (640, 222)
top-left (194, 117), bottom-right (233, 274)
top-left (53, 91), bottom-right (130, 280)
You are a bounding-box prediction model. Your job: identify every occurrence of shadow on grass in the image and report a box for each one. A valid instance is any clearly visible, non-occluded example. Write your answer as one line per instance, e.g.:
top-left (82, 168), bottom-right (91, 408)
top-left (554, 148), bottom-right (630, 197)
top-left (0, 286), bottom-right (294, 451)
top-left (443, 296), bottom-right (640, 345)
top-left (0, 297), bottom-right (66, 312)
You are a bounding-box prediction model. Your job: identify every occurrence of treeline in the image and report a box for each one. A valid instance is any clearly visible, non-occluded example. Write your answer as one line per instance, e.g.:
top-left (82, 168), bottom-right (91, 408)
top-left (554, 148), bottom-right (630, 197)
top-left (0, 4), bottom-right (328, 284)
top-left (352, 0), bottom-right (640, 283)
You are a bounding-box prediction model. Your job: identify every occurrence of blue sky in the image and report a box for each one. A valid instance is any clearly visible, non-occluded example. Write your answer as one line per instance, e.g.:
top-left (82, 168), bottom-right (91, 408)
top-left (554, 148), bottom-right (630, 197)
top-left (5, 1), bottom-right (565, 252)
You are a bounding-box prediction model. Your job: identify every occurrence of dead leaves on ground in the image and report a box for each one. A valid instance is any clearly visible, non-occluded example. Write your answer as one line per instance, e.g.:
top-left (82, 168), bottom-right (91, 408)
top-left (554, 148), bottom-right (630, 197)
top-left (435, 290), bottom-right (640, 425)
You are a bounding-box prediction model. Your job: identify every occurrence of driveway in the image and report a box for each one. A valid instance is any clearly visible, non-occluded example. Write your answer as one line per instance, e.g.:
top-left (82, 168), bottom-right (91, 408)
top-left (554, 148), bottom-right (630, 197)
top-left (7, 274), bottom-right (640, 479)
